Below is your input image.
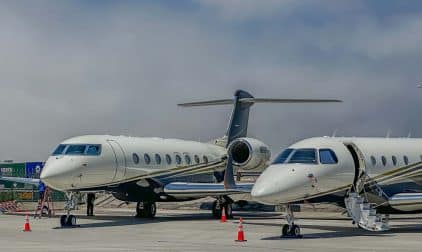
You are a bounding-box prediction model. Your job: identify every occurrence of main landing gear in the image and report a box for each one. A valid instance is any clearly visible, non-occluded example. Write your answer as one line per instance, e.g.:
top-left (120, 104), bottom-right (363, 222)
top-left (60, 192), bottom-right (78, 227)
top-left (211, 196), bottom-right (233, 219)
top-left (281, 204), bottom-right (302, 238)
top-left (136, 201), bottom-right (157, 218)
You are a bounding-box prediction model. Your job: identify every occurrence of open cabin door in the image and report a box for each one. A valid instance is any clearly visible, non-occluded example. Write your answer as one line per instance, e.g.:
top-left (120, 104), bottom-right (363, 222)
top-left (107, 140), bottom-right (127, 182)
top-left (344, 142), bottom-right (366, 190)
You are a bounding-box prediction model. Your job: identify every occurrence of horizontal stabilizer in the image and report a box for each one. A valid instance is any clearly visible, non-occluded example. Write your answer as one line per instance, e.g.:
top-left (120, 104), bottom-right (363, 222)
top-left (178, 98), bottom-right (342, 107)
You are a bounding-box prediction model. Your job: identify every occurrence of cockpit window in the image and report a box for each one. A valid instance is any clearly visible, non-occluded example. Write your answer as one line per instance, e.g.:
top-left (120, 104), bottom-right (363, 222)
top-left (86, 145), bottom-right (102, 156)
top-left (52, 144), bottom-right (67, 156)
top-left (319, 149), bottom-right (338, 164)
top-left (65, 145), bottom-right (87, 155)
top-left (272, 148), bottom-right (294, 164)
top-left (53, 144), bottom-right (102, 156)
top-left (288, 148), bottom-right (317, 164)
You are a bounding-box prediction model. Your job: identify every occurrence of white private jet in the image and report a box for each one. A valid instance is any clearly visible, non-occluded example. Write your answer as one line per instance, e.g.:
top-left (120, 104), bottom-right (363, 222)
top-left (1, 90), bottom-right (340, 227)
top-left (252, 137), bottom-right (422, 237)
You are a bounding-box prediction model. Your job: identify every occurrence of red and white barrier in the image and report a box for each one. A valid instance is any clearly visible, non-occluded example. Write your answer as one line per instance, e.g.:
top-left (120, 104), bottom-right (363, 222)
top-left (0, 200), bottom-right (22, 213)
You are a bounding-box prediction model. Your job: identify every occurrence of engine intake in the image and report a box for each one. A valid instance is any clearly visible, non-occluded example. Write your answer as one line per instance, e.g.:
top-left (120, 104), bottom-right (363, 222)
top-left (228, 138), bottom-right (270, 171)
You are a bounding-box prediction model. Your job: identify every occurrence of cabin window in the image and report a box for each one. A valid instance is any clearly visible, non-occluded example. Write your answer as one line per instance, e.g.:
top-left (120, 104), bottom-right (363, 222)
top-left (370, 156), bottom-right (376, 166)
top-left (185, 155), bottom-right (191, 165)
top-left (392, 156), bottom-right (397, 166)
top-left (288, 148), bottom-right (317, 164)
top-left (165, 154), bottom-right (172, 165)
top-left (155, 154), bottom-right (161, 165)
top-left (319, 149), bottom-right (338, 164)
top-left (272, 148), bottom-right (294, 164)
top-left (175, 154), bottom-right (182, 165)
top-left (404, 156), bottom-right (409, 165)
top-left (381, 156), bottom-right (387, 166)
top-left (194, 155), bottom-right (200, 164)
top-left (203, 156), bottom-right (209, 164)
top-left (133, 153), bottom-right (140, 164)
top-left (144, 154), bottom-right (151, 164)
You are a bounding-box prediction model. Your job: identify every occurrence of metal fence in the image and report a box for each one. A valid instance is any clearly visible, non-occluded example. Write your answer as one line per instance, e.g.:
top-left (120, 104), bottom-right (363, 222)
top-left (0, 162), bottom-right (66, 202)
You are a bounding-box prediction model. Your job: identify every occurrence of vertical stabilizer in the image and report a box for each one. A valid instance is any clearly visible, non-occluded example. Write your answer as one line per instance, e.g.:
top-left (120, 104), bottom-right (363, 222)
top-left (225, 90), bottom-right (254, 147)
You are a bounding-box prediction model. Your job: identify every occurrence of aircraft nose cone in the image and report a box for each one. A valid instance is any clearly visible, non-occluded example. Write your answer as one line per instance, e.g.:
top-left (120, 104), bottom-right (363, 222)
top-left (251, 177), bottom-right (280, 205)
top-left (40, 158), bottom-right (76, 190)
top-left (251, 164), bottom-right (309, 205)
top-left (40, 163), bottom-right (63, 188)
top-left (251, 166), bottom-right (285, 205)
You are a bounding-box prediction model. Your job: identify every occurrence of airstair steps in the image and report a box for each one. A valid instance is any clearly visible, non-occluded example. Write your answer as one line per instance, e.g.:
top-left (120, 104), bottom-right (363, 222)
top-left (345, 192), bottom-right (390, 232)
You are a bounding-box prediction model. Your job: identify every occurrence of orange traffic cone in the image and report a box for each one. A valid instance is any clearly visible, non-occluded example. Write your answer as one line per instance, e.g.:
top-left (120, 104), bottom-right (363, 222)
top-left (235, 218), bottom-right (246, 242)
top-left (23, 214), bottom-right (31, 232)
top-left (220, 206), bottom-right (227, 223)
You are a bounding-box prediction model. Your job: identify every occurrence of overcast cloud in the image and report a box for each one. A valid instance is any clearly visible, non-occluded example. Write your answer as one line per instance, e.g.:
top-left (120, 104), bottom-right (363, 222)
top-left (1, 0), bottom-right (422, 161)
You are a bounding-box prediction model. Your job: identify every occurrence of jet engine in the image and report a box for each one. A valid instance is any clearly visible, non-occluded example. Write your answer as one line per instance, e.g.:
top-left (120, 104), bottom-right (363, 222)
top-left (228, 137), bottom-right (271, 172)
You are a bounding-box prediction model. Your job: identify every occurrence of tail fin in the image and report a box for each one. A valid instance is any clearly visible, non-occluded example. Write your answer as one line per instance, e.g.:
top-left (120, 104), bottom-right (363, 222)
top-left (178, 89), bottom-right (342, 147)
top-left (225, 90), bottom-right (254, 146)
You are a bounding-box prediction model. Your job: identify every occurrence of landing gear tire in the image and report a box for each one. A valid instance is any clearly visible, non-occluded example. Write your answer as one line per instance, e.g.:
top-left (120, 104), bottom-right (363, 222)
top-left (67, 215), bottom-right (77, 226)
top-left (211, 200), bottom-right (233, 219)
top-left (60, 214), bottom-right (76, 227)
top-left (281, 224), bottom-right (301, 237)
top-left (282, 224), bottom-right (289, 236)
top-left (60, 215), bottom-right (67, 227)
top-left (212, 201), bottom-right (220, 218)
top-left (292, 225), bottom-right (301, 237)
top-left (136, 202), bottom-right (156, 218)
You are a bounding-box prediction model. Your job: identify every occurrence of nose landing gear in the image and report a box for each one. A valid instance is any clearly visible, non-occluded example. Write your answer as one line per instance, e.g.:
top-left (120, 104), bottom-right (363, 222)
top-left (60, 192), bottom-right (79, 228)
top-left (281, 204), bottom-right (302, 238)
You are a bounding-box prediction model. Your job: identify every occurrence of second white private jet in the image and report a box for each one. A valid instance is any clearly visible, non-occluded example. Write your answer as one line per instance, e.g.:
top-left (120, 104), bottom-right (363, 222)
top-left (252, 136), bottom-right (422, 237)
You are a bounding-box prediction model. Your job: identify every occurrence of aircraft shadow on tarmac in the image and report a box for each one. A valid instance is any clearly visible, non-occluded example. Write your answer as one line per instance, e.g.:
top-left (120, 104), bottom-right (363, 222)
top-left (50, 211), bottom-right (281, 229)
top-left (255, 221), bottom-right (422, 240)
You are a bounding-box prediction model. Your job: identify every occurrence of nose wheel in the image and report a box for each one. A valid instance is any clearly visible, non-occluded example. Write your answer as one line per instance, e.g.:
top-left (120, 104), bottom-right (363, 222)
top-left (60, 214), bottom-right (77, 227)
top-left (281, 204), bottom-right (302, 238)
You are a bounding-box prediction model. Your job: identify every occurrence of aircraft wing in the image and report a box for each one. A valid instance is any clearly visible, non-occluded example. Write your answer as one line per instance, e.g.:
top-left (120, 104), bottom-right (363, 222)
top-left (163, 182), bottom-right (253, 198)
top-left (0, 176), bottom-right (40, 186)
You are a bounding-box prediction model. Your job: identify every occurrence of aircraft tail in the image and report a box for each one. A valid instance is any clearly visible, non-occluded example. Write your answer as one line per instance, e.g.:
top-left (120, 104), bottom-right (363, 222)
top-left (178, 89), bottom-right (342, 147)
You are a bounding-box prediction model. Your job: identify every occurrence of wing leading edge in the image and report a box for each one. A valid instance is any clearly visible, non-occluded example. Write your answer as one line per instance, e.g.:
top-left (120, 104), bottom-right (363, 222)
top-left (0, 176), bottom-right (40, 186)
top-left (164, 182), bottom-right (253, 198)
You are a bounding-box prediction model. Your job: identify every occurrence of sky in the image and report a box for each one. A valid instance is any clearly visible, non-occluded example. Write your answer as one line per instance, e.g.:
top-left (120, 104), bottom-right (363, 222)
top-left (1, 0), bottom-right (422, 161)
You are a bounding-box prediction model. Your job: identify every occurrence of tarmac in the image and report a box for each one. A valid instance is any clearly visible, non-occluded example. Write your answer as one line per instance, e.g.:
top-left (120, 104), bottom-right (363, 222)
top-left (0, 209), bottom-right (421, 252)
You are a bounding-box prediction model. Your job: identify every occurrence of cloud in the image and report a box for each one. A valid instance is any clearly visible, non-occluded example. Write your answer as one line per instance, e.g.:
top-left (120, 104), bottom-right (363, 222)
top-left (193, 0), bottom-right (298, 20)
top-left (0, 1), bottom-right (421, 161)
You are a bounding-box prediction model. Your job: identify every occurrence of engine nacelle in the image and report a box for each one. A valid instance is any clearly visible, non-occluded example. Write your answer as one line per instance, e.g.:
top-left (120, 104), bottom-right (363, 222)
top-left (228, 138), bottom-right (271, 171)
